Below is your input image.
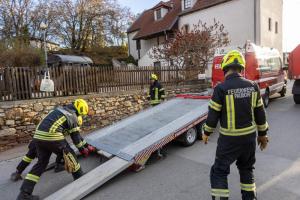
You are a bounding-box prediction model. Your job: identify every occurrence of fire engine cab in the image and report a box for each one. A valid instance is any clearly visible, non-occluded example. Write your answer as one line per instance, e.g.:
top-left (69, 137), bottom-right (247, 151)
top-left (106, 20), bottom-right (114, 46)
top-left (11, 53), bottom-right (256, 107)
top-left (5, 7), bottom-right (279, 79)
top-left (212, 42), bottom-right (287, 107)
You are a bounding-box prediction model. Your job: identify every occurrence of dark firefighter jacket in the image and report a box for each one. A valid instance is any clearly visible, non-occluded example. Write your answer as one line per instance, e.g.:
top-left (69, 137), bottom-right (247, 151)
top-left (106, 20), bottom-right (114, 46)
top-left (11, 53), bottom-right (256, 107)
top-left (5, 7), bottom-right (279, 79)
top-left (148, 81), bottom-right (166, 105)
top-left (204, 73), bottom-right (268, 137)
top-left (33, 105), bottom-right (87, 149)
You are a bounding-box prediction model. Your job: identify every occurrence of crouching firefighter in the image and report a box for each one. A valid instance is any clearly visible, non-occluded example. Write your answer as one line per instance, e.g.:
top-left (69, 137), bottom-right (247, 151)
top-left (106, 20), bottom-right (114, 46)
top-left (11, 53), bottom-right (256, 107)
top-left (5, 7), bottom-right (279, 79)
top-left (10, 140), bottom-right (64, 182)
top-left (147, 73), bottom-right (166, 106)
top-left (202, 50), bottom-right (269, 200)
top-left (17, 99), bottom-right (95, 200)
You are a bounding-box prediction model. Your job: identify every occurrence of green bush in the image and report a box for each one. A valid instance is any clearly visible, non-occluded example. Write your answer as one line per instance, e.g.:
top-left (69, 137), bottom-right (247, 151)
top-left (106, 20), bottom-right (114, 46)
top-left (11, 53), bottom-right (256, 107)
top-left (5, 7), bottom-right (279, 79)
top-left (0, 46), bottom-right (44, 68)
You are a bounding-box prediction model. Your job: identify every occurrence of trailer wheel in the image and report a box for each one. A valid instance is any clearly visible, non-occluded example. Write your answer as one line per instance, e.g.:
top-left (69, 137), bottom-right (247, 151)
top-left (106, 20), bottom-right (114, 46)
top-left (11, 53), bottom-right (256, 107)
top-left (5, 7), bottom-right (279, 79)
top-left (181, 127), bottom-right (197, 147)
top-left (294, 94), bottom-right (300, 104)
top-left (263, 90), bottom-right (270, 108)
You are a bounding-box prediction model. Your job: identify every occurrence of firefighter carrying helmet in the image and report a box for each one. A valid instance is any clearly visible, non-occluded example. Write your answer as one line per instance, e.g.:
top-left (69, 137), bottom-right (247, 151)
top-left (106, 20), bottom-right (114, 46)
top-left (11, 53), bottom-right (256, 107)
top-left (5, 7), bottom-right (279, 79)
top-left (221, 50), bottom-right (246, 71)
top-left (150, 73), bottom-right (158, 81)
top-left (74, 99), bottom-right (89, 116)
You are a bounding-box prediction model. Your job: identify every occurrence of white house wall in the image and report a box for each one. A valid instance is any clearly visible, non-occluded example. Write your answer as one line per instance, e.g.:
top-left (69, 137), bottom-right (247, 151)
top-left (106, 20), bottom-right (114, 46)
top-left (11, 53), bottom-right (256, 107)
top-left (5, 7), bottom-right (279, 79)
top-left (179, 0), bottom-right (255, 48)
top-left (139, 36), bottom-right (166, 66)
top-left (259, 0), bottom-right (283, 54)
top-left (128, 31), bottom-right (139, 60)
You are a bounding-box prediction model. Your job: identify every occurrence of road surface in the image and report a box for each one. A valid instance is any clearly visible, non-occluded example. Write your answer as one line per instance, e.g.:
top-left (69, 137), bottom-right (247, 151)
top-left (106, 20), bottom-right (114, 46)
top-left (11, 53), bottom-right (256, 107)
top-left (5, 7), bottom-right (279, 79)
top-left (0, 85), bottom-right (299, 200)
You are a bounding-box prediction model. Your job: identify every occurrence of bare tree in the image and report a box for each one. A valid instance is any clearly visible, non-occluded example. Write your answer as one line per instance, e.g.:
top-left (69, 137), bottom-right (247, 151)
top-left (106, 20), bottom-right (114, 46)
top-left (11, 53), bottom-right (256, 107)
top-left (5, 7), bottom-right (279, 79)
top-left (0, 0), bottom-right (134, 51)
top-left (29, 0), bottom-right (57, 44)
top-left (0, 0), bottom-right (33, 46)
top-left (150, 19), bottom-right (230, 77)
top-left (102, 0), bottom-right (135, 46)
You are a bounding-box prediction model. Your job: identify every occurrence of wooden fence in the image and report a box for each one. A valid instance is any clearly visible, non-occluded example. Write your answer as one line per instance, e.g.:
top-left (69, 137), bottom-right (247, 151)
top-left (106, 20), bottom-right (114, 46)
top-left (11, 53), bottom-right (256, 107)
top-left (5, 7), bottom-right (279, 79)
top-left (0, 65), bottom-right (201, 101)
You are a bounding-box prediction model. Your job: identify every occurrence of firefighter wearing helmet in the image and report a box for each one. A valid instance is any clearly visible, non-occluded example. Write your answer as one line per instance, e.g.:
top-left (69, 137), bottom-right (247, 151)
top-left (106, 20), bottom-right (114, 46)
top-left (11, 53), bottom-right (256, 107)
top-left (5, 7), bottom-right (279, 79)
top-left (202, 50), bottom-right (269, 200)
top-left (17, 99), bottom-right (95, 200)
top-left (147, 73), bottom-right (166, 106)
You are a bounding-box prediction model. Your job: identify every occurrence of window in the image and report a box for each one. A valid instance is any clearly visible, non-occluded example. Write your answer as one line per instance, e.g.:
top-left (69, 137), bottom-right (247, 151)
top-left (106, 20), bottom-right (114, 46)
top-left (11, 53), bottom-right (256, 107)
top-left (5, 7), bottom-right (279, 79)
top-left (183, 24), bottom-right (190, 33)
top-left (258, 57), bottom-right (282, 72)
top-left (156, 9), bottom-right (162, 20)
top-left (268, 57), bottom-right (282, 71)
top-left (268, 18), bottom-right (272, 31)
top-left (184, 0), bottom-right (192, 9)
top-left (136, 40), bottom-right (141, 50)
top-left (275, 21), bottom-right (278, 34)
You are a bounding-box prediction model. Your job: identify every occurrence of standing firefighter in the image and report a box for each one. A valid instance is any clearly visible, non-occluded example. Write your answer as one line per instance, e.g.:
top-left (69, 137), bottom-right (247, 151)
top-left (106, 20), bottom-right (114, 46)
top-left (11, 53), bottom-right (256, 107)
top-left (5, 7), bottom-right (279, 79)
top-left (202, 50), bottom-right (269, 200)
top-left (17, 99), bottom-right (95, 200)
top-left (147, 73), bottom-right (166, 106)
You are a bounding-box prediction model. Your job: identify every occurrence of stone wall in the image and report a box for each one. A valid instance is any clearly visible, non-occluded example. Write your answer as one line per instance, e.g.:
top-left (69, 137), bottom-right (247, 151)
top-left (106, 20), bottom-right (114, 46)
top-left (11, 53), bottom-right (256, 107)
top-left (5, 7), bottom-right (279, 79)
top-left (0, 83), bottom-right (208, 152)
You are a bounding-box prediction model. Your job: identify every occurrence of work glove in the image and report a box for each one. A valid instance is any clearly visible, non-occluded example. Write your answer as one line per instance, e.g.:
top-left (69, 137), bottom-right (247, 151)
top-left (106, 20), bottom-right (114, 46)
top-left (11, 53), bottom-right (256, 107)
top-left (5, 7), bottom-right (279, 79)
top-left (79, 147), bottom-right (89, 157)
top-left (257, 135), bottom-right (269, 151)
top-left (202, 133), bottom-right (209, 144)
top-left (86, 144), bottom-right (96, 153)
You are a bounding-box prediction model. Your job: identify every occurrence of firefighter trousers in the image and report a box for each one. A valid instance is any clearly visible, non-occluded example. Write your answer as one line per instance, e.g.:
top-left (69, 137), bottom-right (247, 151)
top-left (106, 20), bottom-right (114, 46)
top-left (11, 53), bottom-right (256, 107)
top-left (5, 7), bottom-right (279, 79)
top-left (17, 140), bottom-right (63, 174)
top-left (210, 133), bottom-right (257, 200)
top-left (20, 139), bottom-right (81, 194)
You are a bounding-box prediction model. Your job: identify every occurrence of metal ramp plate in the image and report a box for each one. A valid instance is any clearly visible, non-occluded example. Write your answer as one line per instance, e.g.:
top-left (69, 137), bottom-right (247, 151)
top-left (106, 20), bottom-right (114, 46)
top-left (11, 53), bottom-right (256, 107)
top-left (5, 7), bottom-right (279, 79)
top-left (86, 98), bottom-right (209, 161)
top-left (45, 157), bottom-right (132, 200)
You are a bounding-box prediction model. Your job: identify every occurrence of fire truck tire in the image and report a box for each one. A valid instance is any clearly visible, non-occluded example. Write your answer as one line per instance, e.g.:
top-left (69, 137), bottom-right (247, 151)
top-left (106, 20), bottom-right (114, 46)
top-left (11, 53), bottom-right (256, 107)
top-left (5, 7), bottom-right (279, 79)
top-left (294, 94), bottom-right (300, 104)
top-left (263, 90), bottom-right (270, 108)
top-left (181, 127), bottom-right (197, 147)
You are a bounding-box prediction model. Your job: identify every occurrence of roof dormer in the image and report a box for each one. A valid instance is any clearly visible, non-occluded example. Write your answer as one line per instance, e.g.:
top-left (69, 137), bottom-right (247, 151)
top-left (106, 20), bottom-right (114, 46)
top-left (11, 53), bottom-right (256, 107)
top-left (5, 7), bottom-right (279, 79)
top-left (181, 0), bottom-right (196, 11)
top-left (153, 1), bottom-right (173, 21)
top-left (155, 7), bottom-right (169, 20)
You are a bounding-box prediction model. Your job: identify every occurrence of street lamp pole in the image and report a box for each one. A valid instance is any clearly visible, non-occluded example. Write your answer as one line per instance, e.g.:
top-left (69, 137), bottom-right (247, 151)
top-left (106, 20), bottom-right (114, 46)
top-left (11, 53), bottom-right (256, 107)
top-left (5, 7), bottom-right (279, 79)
top-left (40, 22), bottom-right (48, 68)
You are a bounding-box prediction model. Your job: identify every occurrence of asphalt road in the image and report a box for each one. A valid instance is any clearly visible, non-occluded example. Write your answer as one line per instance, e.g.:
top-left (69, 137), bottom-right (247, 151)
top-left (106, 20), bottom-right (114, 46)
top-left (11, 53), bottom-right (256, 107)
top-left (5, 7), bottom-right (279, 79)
top-left (0, 84), bottom-right (300, 200)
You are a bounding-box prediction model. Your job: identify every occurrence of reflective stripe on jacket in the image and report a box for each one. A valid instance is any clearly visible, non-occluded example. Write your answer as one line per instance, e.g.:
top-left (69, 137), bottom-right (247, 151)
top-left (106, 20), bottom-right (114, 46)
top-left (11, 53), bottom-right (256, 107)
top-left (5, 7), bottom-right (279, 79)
top-left (204, 73), bottom-right (268, 137)
top-left (33, 105), bottom-right (85, 147)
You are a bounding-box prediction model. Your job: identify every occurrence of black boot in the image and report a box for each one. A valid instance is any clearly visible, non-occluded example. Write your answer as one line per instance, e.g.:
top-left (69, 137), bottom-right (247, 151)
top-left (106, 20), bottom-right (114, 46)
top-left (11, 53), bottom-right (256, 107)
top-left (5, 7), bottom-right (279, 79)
top-left (212, 197), bottom-right (229, 200)
top-left (72, 169), bottom-right (83, 180)
top-left (242, 191), bottom-right (257, 200)
top-left (54, 163), bottom-right (65, 173)
top-left (16, 191), bottom-right (39, 200)
top-left (11, 171), bottom-right (23, 182)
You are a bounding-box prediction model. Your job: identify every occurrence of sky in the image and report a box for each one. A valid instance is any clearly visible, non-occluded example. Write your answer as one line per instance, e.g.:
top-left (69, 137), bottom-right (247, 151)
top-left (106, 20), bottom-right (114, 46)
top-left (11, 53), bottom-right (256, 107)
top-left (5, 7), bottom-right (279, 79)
top-left (118, 0), bottom-right (300, 52)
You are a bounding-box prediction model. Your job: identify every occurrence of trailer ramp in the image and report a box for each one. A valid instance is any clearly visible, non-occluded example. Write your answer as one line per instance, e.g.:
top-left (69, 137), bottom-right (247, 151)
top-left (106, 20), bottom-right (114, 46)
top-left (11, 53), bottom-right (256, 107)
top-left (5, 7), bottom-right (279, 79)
top-left (86, 98), bottom-right (208, 162)
top-left (45, 157), bottom-right (132, 200)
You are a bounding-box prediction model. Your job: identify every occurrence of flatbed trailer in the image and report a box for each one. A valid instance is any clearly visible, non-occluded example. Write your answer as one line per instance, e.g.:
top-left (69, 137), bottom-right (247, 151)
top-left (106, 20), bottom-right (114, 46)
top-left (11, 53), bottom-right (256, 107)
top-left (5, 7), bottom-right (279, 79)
top-left (45, 94), bottom-right (210, 200)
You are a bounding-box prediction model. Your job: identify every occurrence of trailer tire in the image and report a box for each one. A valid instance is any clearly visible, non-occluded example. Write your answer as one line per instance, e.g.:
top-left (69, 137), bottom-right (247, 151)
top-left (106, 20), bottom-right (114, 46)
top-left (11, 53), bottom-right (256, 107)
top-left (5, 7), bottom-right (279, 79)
top-left (294, 94), bottom-right (300, 104)
top-left (181, 127), bottom-right (197, 147)
top-left (263, 90), bottom-right (270, 108)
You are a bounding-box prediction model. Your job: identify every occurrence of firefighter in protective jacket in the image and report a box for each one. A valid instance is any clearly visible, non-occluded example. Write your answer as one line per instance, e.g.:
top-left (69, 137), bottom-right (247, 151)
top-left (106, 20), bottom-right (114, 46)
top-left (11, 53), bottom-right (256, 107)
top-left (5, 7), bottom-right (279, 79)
top-left (147, 73), bottom-right (166, 106)
top-left (17, 99), bottom-right (95, 200)
top-left (203, 50), bottom-right (269, 200)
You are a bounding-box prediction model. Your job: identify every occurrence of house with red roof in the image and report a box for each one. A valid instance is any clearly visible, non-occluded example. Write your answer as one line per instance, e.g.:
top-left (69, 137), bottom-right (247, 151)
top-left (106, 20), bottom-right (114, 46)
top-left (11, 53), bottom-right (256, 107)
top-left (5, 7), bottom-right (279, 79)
top-left (127, 0), bottom-right (282, 69)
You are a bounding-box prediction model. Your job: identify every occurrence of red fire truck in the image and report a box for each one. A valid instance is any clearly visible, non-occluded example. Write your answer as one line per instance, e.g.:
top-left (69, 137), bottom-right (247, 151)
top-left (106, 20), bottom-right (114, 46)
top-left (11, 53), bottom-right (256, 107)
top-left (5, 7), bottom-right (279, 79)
top-left (288, 45), bottom-right (300, 104)
top-left (212, 42), bottom-right (287, 107)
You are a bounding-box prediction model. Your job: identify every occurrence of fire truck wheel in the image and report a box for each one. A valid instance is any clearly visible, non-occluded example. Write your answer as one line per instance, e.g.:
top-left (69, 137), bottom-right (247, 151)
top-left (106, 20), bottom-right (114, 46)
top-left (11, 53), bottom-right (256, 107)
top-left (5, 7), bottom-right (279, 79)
top-left (263, 90), bottom-right (270, 108)
top-left (294, 94), bottom-right (300, 104)
top-left (181, 127), bottom-right (197, 147)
